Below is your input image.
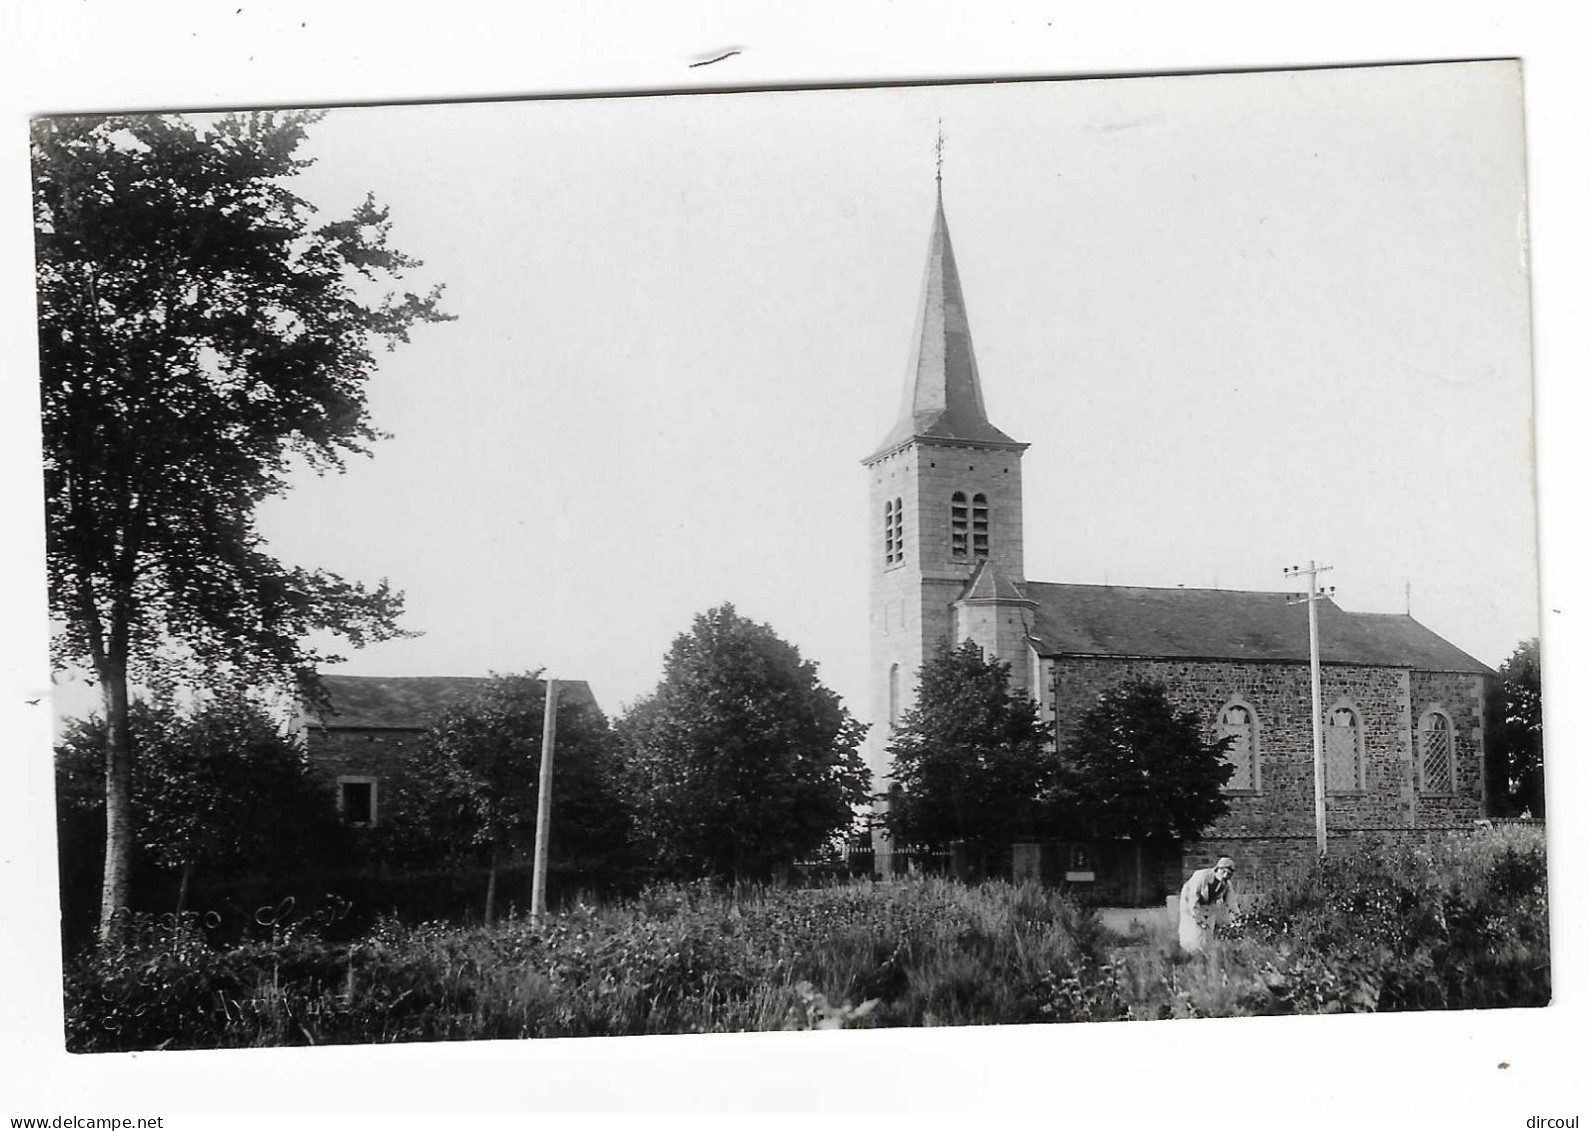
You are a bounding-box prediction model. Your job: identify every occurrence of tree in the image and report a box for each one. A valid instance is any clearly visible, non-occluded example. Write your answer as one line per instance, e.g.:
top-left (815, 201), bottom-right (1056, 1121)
top-left (885, 642), bottom-right (1059, 863)
top-left (54, 695), bottom-right (342, 918)
top-left (617, 605), bottom-right (870, 881)
top-left (386, 674), bottom-right (633, 922)
top-left (1489, 638), bottom-right (1543, 818)
top-left (133, 694), bottom-right (342, 912)
top-left (1056, 680), bottom-right (1234, 843)
top-left (33, 112), bottom-right (451, 937)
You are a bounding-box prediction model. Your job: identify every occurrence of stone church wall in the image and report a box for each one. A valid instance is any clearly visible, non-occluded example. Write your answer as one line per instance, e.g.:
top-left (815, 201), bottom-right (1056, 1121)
top-left (1186, 825), bottom-right (1495, 901)
top-left (1046, 655), bottom-right (1484, 892)
top-left (1408, 669), bottom-right (1489, 824)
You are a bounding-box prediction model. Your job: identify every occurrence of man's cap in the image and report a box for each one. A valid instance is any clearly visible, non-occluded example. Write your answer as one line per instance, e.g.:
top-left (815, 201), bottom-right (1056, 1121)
top-left (1215, 857), bottom-right (1236, 870)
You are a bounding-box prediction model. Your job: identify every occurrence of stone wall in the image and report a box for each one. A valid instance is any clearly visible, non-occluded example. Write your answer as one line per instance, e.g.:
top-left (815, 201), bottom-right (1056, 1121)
top-left (1187, 825), bottom-right (1493, 897)
top-left (955, 599), bottom-right (1039, 698)
top-left (304, 726), bottom-right (424, 827)
top-left (899, 440), bottom-right (1027, 585)
top-left (866, 438), bottom-right (1027, 789)
top-left (1045, 655), bottom-right (1484, 891)
top-left (1021, 825), bottom-right (1499, 907)
top-left (1409, 669), bottom-right (1488, 824)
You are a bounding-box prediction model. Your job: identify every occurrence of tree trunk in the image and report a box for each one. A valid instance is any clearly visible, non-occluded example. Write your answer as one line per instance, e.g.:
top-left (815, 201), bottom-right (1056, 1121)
top-left (483, 845), bottom-right (500, 926)
top-left (97, 657), bottom-right (133, 944)
top-left (176, 861), bottom-right (193, 916)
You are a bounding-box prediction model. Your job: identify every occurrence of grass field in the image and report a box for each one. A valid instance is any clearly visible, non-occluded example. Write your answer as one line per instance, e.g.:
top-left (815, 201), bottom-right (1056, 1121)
top-left (63, 826), bottom-right (1548, 1051)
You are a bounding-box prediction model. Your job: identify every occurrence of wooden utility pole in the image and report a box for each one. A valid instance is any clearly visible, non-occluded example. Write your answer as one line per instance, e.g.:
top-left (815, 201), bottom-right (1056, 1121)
top-left (1285, 562), bottom-right (1335, 857)
top-left (530, 678), bottom-right (559, 924)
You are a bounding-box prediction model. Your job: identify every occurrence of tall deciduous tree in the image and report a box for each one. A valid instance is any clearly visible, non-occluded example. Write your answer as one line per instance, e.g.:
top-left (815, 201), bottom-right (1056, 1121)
top-left (1490, 638), bottom-right (1543, 818)
top-left (33, 112), bottom-right (451, 938)
top-left (885, 642), bottom-right (1059, 862)
top-left (618, 605), bottom-right (870, 881)
top-left (1057, 681), bottom-right (1234, 843)
top-left (386, 674), bottom-right (632, 923)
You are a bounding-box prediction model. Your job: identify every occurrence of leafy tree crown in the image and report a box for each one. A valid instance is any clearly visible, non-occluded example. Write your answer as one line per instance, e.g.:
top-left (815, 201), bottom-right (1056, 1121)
top-left (885, 641), bottom-right (1059, 849)
top-left (1057, 680), bottom-right (1234, 842)
top-left (385, 673), bottom-right (632, 874)
top-left (34, 112), bottom-right (453, 698)
top-left (1492, 638), bottom-right (1543, 817)
top-left (54, 693), bottom-right (339, 878)
top-left (617, 604), bottom-right (870, 880)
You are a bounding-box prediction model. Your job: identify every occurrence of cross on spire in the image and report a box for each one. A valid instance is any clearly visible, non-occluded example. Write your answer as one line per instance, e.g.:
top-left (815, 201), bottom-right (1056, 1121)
top-left (934, 119), bottom-right (945, 190)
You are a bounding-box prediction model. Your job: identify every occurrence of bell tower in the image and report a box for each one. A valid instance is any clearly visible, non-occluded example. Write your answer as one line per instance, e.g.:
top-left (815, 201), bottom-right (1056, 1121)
top-left (863, 184), bottom-right (1030, 799)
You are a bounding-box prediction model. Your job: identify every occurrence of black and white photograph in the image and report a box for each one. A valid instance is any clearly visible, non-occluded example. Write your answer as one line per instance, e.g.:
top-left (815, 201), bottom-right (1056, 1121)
top-left (3, 6), bottom-right (1586, 1125)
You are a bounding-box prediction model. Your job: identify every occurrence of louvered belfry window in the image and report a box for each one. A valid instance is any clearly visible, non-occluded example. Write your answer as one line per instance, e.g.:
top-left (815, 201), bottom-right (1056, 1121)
top-left (950, 492), bottom-right (969, 559)
top-left (884, 497), bottom-right (903, 565)
top-left (1325, 706), bottom-right (1362, 792)
top-left (971, 494), bottom-right (989, 558)
top-left (1420, 711), bottom-right (1455, 792)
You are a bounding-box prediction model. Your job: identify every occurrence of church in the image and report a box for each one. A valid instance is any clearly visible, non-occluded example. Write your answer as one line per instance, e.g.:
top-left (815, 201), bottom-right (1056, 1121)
top-left (864, 187), bottom-right (1493, 896)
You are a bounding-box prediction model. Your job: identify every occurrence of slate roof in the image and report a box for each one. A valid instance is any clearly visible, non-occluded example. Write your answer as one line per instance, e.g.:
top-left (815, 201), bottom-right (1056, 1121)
top-left (961, 559), bottom-right (1036, 603)
top-left (308, 675), bottom-right (600, 730)
top-left (866, 193), bottom-right (1026, 461)
top-left (1020, 583), bottom-right (1492, 674)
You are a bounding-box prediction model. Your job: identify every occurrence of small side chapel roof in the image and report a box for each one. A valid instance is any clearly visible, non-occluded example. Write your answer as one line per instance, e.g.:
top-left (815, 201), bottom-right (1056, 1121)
top-left (308, 674), bottom-right (600, 730)
top-left (1022, 583), bottom-right (1492, 674)
top-left (866, 193), bottom-right (1026, 461)
top-left (960, 558), bottom-right (1034, 603)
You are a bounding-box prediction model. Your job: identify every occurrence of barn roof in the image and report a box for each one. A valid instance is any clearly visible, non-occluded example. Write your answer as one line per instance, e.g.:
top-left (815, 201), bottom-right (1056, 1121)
top-left (1020, 583), bottom-right (1492, 674)
top-left (308, 675), bottom-right (600, 730)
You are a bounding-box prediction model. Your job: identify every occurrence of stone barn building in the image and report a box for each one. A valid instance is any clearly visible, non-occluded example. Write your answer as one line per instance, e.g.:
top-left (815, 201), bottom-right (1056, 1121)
top-left (865, 188), bottom-right (1493, 898)
top-left (301, 674), bottom-right (599, 830)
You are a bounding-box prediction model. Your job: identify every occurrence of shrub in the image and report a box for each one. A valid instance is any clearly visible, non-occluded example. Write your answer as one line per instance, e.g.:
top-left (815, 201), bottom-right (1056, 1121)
top-left (65, 912), bottom-right (247, 1052)
top-left (1235, 828), bottom-right (1549, 1012)
top-left (65, 878), bottom-right (1114, 1049)
top-left (1101, 827), bottom-right (1548, 1020)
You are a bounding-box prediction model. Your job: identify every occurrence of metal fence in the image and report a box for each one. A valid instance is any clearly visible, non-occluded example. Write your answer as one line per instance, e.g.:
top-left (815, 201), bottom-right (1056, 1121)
top-left (792, 842), bottom-right (956, 882)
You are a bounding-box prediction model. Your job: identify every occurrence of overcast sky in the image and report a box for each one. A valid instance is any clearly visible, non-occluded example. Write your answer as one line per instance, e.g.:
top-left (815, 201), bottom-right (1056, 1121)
top-left (93, 60), bottom-right (1534, 724)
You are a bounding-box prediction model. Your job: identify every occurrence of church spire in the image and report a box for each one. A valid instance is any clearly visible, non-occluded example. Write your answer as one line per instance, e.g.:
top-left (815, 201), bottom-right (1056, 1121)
top-left (867, 179), bottom-right (1024, 461)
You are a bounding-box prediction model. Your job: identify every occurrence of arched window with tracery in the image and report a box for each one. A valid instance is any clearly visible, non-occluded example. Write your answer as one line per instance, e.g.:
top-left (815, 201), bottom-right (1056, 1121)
top-left (1419, 708), bottom-right (1455, 793)
top-left (1216, 700), bottom-right (1260, 792)
top-left (1325, 703), bottom-right (1364, 792)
